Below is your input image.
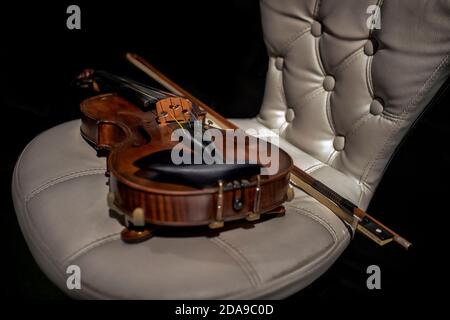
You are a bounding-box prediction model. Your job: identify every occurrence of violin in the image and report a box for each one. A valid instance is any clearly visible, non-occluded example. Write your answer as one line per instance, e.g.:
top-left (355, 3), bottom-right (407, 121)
top-left (77, 69), bottom-right (294, 243)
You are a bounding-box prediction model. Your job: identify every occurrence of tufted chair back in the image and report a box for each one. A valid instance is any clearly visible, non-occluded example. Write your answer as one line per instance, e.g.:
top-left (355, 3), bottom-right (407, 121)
top-left (256, 0), bottom-right (450, 209)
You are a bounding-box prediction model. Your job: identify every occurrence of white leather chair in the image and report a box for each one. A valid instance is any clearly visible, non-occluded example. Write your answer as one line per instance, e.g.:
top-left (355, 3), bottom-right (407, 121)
top-left (12, 0), bottom-right (450, 299)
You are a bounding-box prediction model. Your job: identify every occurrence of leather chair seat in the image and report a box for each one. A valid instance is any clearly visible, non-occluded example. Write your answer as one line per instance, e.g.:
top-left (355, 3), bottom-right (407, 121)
top-left (12, 0), bottom-right (449, 299)
top-left (12, 119), bottom-right (350, 299)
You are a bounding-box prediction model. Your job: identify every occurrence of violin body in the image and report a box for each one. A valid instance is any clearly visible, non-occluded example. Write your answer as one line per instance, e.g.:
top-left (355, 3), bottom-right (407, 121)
top-left (79, 71), bottom-right (293, 242)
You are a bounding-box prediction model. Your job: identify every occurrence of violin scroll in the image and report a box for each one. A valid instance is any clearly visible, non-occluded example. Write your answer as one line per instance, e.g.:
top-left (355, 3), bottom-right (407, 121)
top-left (76, 68), bottom-right (101, 92)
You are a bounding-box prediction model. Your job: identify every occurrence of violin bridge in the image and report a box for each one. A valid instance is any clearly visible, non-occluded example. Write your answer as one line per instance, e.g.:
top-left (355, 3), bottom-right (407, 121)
top-left (156, 97), bottom-right (193, 125)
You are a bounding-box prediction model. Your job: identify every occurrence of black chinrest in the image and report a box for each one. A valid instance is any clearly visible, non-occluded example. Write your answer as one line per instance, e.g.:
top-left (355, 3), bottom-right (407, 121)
top-left (134, 150), bottom-right (261, 187)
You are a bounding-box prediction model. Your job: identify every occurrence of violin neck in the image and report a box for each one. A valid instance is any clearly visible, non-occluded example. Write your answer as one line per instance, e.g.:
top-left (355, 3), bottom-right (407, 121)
top-left (94, 70), bottom-right (173, 108)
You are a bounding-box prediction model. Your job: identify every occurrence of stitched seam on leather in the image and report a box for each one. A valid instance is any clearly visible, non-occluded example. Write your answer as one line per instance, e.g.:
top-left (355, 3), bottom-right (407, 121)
top-left (277, 64), bottom-right (289, 136)
top-left (313, 0), bottom-right (322, 18)
top-left (325, 149), bottom-right (335, 164)
top-left (22, 169), bottom-right (112, 284)
top-left (223, 212), bottom-right (339, 299)
top-left (361, 52), bottom-right (450, 184)
top-left (380, 110), bottom-right (406, 121)
top-left (210, 237), bottom-right (262, 288)
top-left (339, 100), bottom-right (372, 139)
top-left (304, 163), bottom-right (326, 173)
top-left (63, 233), bottom-right (121, 263)
top-left (357, 183), bottom-right (372, 208)
top-left (23, 169), bottom-right (106, 266)
top-left (15, 136), bottom-right (41, 195)
top-left (402, 53), bottom-right (450, 115)
top-left (15, 120), bottom-right (82, 194)
top-left (341, 53), bottom-right (378, 142)
top-left (345, 113), bottom-right (372, 142)
top-left (379, 114), bottom-right (400, 123)
top-left (325, 91), bottom-right (336, 135)
top-left (334, 49), bottom-right (365, 75)
top-left (264, 60), bottom-right (286, 127)
top-left (324, 89), bottom-right (337, 166)
top-left (215, 237), bottom-right (263, 286)
top-left (12, 124), bottom-right (115, 297)
top-left (278, 62), bottom-right (288, 113)
top-left (285, 204), bottom-right (338, 242)
top-left (327, 150), bottom-right (339, 166)
top-left (25, 169), bottom-right (106, 202)
top-left (357, 188), bottom-right (365, 208)
top-left (21, 170), bottom-right (120, 269)
top-left (291, 87), bottom-right (326, 109)
top-left (278, 122), bottom-right (289, 137)
top-left (360, 180), bottom-right (373, 192)
top-left (315, 36), bottom-right (326, 76)
top-left (15, 130), bottom-right (54, 196)
top-left (14, 169), bottom-right (69, 288)
top-left (80, 237), bottom-right (349, 299)
top-left (260, 1), bottom-right (312, 31)
top-left (344, 89), bottom-right (402, 142)
top-left (20, 194), bottom-right (117, 302)
top-left (69, 235), bottom-right (257, 299)
top-left (367, 56), bottom-right (374, 97)
top-left (280, 27), bottom-right (312, 56)
top-left (229, 234), bottom-right (350, 299)
top-left (357, 187), bottom-right (365, 208)
top-left (15, 160), bottom-right (97, 300)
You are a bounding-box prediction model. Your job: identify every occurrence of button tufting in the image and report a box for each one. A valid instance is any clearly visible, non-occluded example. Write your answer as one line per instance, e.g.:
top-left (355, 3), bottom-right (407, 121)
top-left (364, 38), bottom-right (379, 56)
top-left (323, 75), bottom-right (335, 91)
top-left (311, 21), bottom-right (322, 37)
top-left (333, 136), bottom-right (345, 151)
top-left (275, 57), bottom-right (284, 70)
top-left (285, 108), bottom-right (295, 122)
top-left (370, 98), bottom-right (384, 115)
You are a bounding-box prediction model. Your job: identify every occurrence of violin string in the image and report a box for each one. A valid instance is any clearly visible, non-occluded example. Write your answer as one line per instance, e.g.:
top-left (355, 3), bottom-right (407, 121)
top-left (188, 102), bottom-right (200, 127)
top-left (125, 80), bottom-right (168, 99)
top-left (96, 70), bottom-right (202, 123)
top-left (182, 106), bottom-right (192, 128)
top-left (98, 71), bottom-right (163, 101)
top-left (169, 98), bottom-right (185, 131)
top-left (117, 74), bottom-right (175, 97)
top-left (113, 73), bottom-right (176, 100)
top-left (121, 82), bottom-right (161, 101)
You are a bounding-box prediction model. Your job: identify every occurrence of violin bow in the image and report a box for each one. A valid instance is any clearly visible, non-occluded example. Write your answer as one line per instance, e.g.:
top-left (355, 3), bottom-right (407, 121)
top-left (126, 52), bottom-right (412, 250)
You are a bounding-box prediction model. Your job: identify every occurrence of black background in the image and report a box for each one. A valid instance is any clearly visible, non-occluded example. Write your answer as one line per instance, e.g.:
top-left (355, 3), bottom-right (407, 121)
top-left (1, 0), bottom-right (449, 302)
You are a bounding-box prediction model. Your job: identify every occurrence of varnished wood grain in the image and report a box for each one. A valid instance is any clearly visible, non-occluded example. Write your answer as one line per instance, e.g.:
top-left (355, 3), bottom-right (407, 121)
top-left (80, 86), bottom-right (293, 228)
